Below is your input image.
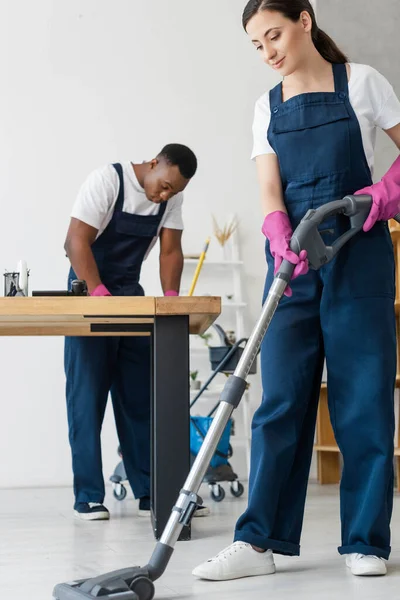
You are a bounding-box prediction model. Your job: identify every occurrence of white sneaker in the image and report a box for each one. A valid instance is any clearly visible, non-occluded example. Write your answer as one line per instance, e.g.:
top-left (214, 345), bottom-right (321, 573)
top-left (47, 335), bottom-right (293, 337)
top-left (346, 553), bottom-right (387, 576)
top-left (192, 541), bottom-right (276, 581)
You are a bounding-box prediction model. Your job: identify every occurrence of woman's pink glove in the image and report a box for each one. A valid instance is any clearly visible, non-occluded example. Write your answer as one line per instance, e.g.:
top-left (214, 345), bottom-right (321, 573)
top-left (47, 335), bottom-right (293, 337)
top-left (90, 283), bottom-right (112, 296)
top-left (355, 155), bottom-right (400, 232)
top-left (164, 290), bottom-right (179, 296)
top-left (262, 211), bottom-right (309, 297)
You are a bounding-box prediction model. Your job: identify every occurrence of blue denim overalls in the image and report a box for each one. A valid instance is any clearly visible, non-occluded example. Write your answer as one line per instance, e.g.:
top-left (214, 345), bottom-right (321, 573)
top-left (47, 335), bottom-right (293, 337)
top-left (235, 64), bottom-right (396, 559)
top-left (65, 163), bottom-right (167, 504)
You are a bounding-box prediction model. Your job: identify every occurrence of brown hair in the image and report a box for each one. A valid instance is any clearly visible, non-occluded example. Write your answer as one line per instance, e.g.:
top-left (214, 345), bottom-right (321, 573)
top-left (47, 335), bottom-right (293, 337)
top-left (242, 0), bottom-right (349, 64)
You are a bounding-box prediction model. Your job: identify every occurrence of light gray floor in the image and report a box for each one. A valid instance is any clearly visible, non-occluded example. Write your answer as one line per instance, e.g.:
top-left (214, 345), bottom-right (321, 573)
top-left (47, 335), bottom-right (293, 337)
top-left (1, 483), bottom-right (399, 600)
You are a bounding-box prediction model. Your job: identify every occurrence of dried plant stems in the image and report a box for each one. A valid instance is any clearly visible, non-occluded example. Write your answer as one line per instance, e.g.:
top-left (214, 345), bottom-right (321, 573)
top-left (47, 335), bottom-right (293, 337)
top-left (212, 215), bottom-right (238, 246)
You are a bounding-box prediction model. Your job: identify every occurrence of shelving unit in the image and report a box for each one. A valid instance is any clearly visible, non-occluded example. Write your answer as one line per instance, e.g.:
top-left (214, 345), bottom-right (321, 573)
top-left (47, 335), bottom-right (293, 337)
top-left (314, 219), bottom-right (400, 490)
top-left (183, 228), bottom-right (253, 474)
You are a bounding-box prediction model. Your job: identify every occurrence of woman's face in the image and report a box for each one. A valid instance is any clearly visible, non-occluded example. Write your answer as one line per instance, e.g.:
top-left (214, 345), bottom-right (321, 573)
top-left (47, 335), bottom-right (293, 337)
top-left (246, 9), bottom-right (312, 77)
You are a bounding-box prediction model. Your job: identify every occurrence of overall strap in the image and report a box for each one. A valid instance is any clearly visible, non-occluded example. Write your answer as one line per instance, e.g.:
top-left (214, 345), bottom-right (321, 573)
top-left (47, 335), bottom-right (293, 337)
top-left (269, 82), bottom-right (283, 109)
top-left (333, 63), bottom-right (349, 94)
top-left (112, 163), bottom-right (125, 211)
top-left (158, 200), bottom-right (168, 219)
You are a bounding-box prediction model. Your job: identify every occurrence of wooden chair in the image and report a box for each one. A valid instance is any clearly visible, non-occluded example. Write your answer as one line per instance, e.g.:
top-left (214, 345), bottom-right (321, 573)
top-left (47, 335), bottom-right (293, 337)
top-left (314, 219), bottom-right (400, 490)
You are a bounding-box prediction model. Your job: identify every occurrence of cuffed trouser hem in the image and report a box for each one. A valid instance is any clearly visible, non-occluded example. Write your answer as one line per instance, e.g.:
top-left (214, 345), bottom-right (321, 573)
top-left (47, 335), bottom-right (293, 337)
top-left (338, 544), bottom-right (390, 560)
top-left (234, 530), bottom-right (300, 556)
top-left (74, 495), bottom-right (104, 507)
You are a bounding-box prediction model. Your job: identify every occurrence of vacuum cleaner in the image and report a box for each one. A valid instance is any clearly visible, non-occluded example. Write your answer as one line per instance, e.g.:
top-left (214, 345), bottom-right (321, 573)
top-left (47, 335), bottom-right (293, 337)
top-left (53, 195), bottom-right (400, 600)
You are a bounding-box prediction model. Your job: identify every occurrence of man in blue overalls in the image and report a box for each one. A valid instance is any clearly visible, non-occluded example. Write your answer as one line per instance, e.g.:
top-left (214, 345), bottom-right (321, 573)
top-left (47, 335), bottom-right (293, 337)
top-left (64, 144), bottom-right (201, 520)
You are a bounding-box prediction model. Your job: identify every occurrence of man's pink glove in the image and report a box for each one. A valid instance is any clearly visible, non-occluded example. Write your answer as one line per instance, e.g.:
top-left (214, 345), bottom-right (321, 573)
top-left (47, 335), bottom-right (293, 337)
top-left (164, 290), bottom-right (179, 296)
top-left (90, 283), bottom-right (112, 296)
top-left (355, 155), bottom-right (400, 232)
top-left (262, 211), bottom-right (309, 297)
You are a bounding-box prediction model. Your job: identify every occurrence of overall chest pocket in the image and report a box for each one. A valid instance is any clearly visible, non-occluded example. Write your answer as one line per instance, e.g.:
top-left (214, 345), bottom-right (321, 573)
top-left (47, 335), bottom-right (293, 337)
top-left (270, 101), bottom-right (351, 182)
top-left (115, 211), bottom-right (160, 238)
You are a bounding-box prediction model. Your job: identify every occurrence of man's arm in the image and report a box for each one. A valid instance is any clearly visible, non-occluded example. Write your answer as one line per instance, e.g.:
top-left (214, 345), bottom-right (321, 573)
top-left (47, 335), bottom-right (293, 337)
top-left (64, 218), bottom-right (103, 294)
top-left (159, 227), bottom-right (184, 294)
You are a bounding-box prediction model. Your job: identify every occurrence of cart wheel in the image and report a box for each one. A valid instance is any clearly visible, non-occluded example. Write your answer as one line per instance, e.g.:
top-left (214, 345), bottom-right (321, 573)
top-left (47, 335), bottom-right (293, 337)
top-left (129, 575), bottom-right (155, 600)
top-left (210, 484), bottom-right (225, 503)
top-left (113, 484), bottom-right (127, 501)
top-left (230, 481), bottom-right (244, 498)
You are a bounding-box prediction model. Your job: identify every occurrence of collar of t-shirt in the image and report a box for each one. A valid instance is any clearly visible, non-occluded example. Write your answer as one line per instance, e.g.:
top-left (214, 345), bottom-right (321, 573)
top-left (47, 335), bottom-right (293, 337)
top-left (121, 161), bottom-right (164, 215)
top-left (127, 161), bottom-right (145, 193)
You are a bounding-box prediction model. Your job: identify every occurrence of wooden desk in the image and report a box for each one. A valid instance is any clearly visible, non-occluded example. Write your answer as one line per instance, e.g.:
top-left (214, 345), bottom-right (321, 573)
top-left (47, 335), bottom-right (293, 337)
top-left (314, 220), bottom-right (400, 490)
top-left (0, 296), bottom-right (221, 540)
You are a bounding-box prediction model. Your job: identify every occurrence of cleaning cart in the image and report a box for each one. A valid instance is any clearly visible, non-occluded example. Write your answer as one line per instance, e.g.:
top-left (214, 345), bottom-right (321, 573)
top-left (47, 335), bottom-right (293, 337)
top-left (189, 324), bottom-right (257, 502)
top-left (110, 324), bottom-right (257, 503)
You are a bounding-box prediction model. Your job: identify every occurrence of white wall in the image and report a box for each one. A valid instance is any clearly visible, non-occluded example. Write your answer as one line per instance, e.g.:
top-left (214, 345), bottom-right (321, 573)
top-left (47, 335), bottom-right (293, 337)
top-left (0, 0), bottom-right (282, 488)
top-left (318, 0), bottom-right (400, 178)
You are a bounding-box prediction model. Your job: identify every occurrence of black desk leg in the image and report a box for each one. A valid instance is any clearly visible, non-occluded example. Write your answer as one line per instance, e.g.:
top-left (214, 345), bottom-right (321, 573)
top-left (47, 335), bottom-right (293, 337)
top-left (151, 315), bottom-right (191, 541)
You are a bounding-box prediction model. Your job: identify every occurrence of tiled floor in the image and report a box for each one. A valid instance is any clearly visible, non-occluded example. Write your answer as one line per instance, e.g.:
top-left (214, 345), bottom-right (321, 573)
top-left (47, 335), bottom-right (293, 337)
top-left (1, 483), bottom-right (399, 599)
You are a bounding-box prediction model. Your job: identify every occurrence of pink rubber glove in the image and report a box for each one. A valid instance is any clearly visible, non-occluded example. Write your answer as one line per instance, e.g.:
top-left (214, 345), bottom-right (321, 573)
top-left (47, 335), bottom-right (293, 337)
top-left (355, 155), bottom-right (400, 232)
top-left (262, 211), bottom-right (309, 297)
top-left (164, 290), bottom-right (179, 296)
top-left (90, 283), bottom-right (112, 296)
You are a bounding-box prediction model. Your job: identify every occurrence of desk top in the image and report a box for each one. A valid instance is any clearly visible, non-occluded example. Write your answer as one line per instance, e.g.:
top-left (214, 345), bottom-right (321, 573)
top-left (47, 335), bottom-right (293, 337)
top-left (0, 296), bottom-right (221, 336)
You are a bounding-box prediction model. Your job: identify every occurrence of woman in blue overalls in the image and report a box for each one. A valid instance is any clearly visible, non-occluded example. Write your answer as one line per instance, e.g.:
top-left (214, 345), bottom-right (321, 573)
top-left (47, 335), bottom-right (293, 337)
top-left (194, 0), bottom-right (400, 579)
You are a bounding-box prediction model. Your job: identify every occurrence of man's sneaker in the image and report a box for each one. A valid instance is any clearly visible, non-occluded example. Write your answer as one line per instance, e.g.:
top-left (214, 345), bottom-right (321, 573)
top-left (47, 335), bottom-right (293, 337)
top-left (194, 505), bottom-right (210, 517)
top-left (138, 497), bottom-right (210, 518)
top-left (138, 496), bottom-right (151, 517)
top-left (346, 553), bottom-right (387, 576)
top-left (74, 503), bottom-right (110, 521)
top-left (192, 541), bottom-right (275, 581)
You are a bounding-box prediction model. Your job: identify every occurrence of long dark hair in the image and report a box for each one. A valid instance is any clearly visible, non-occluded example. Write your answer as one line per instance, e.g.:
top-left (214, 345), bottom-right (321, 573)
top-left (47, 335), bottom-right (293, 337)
top-left (242, 0), bottom-right (349, 64)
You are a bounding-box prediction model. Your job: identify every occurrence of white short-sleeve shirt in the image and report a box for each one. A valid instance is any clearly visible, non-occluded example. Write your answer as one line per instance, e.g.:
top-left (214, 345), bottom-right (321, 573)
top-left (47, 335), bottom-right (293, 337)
top-left (251, 63), bottom-right (400, 177)
top-left (71, 161), bottom-right (184, 260)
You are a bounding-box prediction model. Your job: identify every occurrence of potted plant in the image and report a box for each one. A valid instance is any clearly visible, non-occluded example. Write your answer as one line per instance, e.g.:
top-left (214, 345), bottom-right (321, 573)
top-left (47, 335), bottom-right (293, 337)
top-left (199, 332), bottom-right (212, 346)
top-left (190, 370), bottom-right (201, 390)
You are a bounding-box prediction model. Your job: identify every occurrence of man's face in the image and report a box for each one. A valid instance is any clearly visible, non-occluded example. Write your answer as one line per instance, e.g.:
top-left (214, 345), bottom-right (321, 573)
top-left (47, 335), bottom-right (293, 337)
top-left (143, 159), bottom-right (189, 203)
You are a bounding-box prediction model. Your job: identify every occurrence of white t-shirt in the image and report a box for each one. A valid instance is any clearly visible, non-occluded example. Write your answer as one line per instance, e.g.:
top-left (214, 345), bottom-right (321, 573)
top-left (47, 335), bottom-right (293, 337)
top-left (251, 63), bottom-right (400, 177)
top-left (71, 161), bottom-right (184, 259)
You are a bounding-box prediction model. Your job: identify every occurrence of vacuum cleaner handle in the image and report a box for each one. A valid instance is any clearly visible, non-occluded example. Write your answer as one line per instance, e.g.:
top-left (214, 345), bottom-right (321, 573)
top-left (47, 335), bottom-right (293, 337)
top-left (278, 194), bottom-right (400, 280)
